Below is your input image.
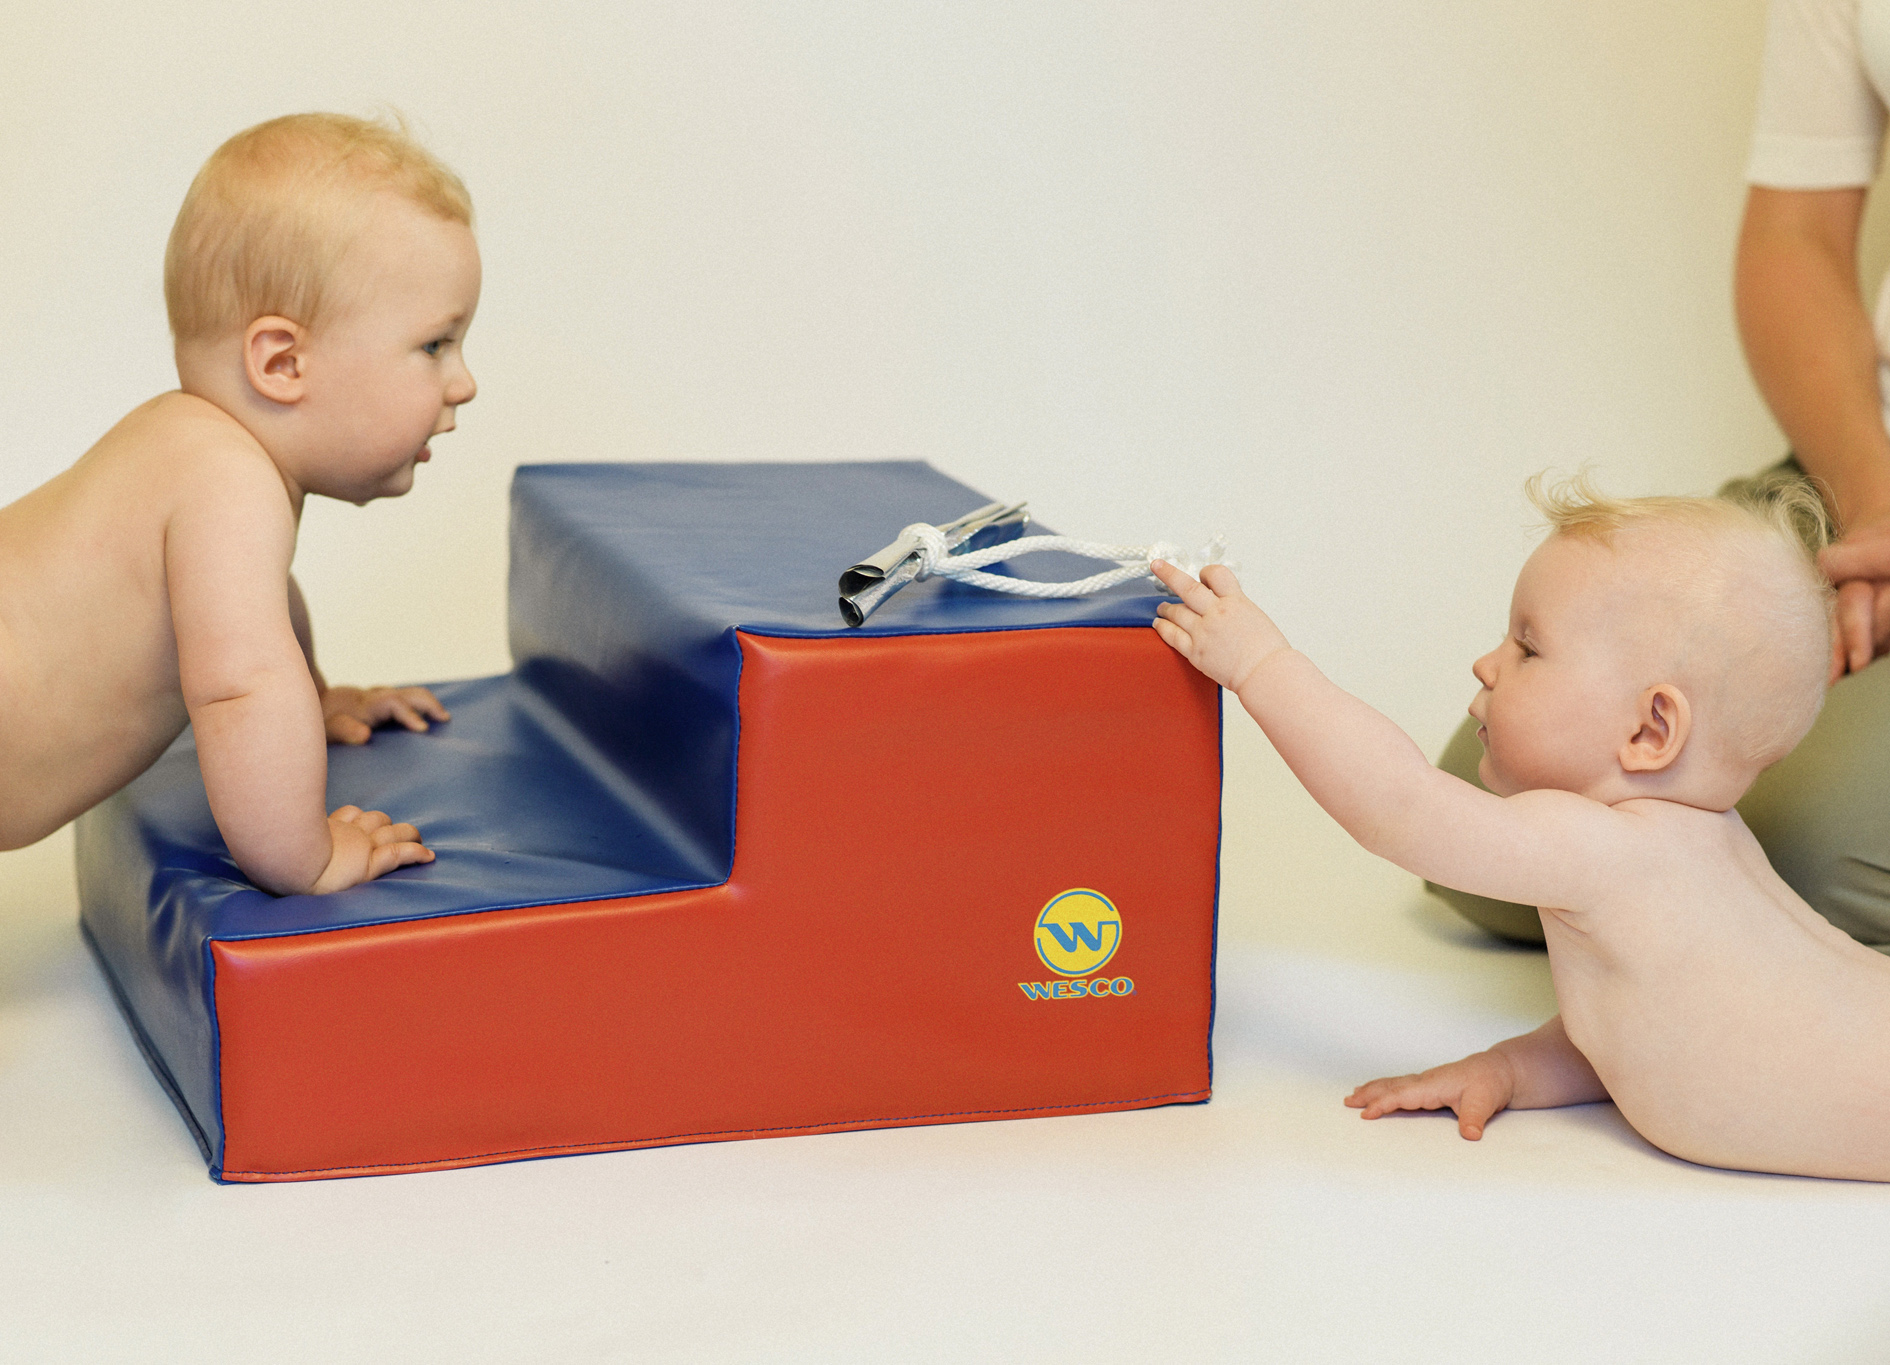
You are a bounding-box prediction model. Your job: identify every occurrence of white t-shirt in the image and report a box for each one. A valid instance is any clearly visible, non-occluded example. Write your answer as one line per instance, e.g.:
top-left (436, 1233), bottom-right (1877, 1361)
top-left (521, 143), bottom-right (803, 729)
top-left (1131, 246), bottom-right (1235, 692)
top-left (1749, 0), bottom-right (1890, 409)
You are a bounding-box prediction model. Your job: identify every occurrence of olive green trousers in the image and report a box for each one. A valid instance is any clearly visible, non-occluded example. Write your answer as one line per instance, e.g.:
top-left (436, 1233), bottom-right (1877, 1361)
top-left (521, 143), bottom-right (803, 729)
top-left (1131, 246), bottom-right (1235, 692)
top-left (1429, 461), bottom-right (1890, 951)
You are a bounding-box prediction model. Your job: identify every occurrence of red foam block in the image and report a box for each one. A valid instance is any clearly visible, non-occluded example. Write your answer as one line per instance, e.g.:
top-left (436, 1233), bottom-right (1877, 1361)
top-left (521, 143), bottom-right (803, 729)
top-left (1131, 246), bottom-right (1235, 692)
top-left (212, 626), bottom-right (1222, 1180)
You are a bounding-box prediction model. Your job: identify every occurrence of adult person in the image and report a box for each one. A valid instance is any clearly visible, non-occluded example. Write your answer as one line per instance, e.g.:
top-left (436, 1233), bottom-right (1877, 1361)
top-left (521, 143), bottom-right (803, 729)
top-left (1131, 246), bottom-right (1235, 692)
top-left (1430, 0), bottom-right (1890, 951)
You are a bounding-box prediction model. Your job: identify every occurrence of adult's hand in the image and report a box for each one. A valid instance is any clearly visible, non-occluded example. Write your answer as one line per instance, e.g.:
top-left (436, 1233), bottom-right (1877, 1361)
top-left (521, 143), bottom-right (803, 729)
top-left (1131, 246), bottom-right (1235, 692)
top-left (1736, 186), bottom-right (1890, 680)
top-left (1818, 509), bottom-right (1890, 678)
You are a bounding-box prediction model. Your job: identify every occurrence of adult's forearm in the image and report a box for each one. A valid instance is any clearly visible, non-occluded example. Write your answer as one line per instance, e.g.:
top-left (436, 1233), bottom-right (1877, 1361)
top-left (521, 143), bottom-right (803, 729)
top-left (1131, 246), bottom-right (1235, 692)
top-left (1736, 186), bottom-right (1890, 526)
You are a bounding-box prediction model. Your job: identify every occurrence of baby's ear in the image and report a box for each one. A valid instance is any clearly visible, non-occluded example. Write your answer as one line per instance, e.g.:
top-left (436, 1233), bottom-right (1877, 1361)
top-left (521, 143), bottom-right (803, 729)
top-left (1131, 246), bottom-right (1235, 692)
top-left (1619, 683), bottom-right (1691, 773)
top-left (244, 317), bottom-right (307, 405)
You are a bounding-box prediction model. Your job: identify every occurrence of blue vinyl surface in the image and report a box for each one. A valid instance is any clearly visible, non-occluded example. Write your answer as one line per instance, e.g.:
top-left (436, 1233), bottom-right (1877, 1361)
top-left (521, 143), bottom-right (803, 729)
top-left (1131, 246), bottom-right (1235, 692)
top-left (507, 462), bottom-right (1166, 871)
top-left (510, 460), bottom-right (1165, 641)
top-left (75, 461), bottom-right (1171, 1168)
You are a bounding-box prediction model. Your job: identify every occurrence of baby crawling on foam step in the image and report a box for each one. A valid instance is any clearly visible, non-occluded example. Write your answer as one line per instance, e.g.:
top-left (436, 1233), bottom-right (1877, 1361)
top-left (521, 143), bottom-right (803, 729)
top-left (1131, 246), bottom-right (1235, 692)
top-left (1151, 480), bottom-right (1890, 1180)
top-left (0, 114), bottom-right (472, 894)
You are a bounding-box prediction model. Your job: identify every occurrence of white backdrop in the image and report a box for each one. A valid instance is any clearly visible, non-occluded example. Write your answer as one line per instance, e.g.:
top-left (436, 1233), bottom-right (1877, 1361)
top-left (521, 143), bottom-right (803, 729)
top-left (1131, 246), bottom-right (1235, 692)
top-left (0, 0), bottom-right (1789, 757)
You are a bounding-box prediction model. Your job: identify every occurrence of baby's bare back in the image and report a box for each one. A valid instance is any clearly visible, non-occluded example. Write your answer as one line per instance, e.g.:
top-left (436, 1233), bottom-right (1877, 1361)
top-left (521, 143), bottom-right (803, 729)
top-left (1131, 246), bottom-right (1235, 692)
top-left (1547, 800), bottom-right (1890, 1181)
top-left (0, 392), bottom-right (281, 848)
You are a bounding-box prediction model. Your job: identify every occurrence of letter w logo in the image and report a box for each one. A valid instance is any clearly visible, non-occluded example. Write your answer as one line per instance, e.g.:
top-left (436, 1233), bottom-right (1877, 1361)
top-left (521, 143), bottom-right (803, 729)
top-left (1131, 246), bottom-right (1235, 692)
top-left (1043, 920), bottom-right (1116, 952)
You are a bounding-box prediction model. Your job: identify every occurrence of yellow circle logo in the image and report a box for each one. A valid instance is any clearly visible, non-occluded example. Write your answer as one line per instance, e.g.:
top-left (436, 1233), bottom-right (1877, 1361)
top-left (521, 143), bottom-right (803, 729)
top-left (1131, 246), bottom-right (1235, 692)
top-left (1035, 889), bottom-right (1122, 978)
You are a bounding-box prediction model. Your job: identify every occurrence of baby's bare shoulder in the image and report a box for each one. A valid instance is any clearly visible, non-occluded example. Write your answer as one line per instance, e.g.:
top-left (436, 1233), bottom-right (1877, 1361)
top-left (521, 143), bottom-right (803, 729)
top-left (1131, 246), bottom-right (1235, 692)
top-left (1506, 785), bottom-right (1663, 859)
top-left (1556, 799), bottom-right (1776, 943)
top-left (5, 394), bottom-right (286, 551)
top-left (1610, 796), bottom-right (1743, 845)
top-left (1587, 797), bottom-right (1745, 880)
top-left (128, 393), bottom-right (271, 474)
top-left (101, 393), bottom-right (292, 521)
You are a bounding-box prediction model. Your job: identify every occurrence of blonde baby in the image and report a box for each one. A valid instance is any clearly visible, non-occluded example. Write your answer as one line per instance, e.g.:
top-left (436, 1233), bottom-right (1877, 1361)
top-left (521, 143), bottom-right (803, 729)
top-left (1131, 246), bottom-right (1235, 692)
top-left (0, 113), bottom-right (475, 894)
top-left (1152, 482), bottom-right (1890, 1180)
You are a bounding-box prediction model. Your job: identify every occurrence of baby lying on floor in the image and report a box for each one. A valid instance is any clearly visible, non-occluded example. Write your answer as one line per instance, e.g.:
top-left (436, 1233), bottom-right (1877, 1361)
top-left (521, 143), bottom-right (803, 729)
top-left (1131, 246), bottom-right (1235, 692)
top-left (1151, 479), bottom-right (1890, 1181)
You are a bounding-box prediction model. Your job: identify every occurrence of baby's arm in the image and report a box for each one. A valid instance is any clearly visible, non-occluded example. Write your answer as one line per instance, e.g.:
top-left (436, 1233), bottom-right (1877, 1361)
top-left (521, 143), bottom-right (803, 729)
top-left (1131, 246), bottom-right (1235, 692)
top-left (1345, 1016), bottom-right (1609, 1138)
top-left (168, 456), bottom-right (434, 894)
top-left (286, 574), bottom-right (450, 745)
top-left (1150, 562), bottom-right (1633, 911)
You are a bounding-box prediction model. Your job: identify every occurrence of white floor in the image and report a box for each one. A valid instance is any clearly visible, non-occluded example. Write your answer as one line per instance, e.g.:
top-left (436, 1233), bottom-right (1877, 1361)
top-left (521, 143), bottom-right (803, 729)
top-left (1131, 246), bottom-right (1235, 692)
top-left (4, 723), bottom-right (1889, 1363)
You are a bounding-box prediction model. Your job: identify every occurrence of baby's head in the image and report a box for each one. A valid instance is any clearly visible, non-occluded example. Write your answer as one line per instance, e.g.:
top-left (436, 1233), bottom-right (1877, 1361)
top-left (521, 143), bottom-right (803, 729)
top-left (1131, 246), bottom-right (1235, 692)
top-left (166, 112), bottom-right (472, 346)
top-left (1469, 476), bottom-right (1833, 810)
top-left (168, 113), bottom-right (480, 503)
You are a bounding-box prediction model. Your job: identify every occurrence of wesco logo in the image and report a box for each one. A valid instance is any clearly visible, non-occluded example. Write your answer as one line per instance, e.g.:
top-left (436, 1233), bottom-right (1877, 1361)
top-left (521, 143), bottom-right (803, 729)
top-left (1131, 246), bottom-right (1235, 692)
top-left (1019, 888), bottom-right (1131, 1000)
top-left (1017, 976), bottom-right (1136, 1000)
top-left (1034, 887), bottom-right (1122, 977)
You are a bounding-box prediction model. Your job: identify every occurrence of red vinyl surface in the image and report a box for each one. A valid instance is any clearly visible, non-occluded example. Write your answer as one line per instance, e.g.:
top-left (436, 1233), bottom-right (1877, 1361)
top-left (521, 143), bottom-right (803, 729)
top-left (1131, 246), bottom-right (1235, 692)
top-left (212, 627), bottom-right (1222, 1181)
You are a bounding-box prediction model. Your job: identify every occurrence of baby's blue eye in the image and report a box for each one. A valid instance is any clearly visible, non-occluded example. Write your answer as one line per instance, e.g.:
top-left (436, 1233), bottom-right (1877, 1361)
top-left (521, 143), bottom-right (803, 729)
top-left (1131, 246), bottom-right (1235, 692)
top-left (423, 339), bottom-right (446, 357)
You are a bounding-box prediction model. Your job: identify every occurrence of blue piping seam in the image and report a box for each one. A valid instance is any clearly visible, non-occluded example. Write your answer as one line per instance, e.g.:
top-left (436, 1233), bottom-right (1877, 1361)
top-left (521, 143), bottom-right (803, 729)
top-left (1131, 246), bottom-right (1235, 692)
top-left (1207, 685), bottom-right (1224, 1094)
top-left (205, 935), bottom-right (224, 1178)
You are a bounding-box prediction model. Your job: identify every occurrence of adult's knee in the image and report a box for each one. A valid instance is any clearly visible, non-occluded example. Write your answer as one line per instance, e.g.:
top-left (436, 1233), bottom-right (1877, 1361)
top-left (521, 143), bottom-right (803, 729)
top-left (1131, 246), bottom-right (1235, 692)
top-left (1741, 661), bottom-right (1890, 951)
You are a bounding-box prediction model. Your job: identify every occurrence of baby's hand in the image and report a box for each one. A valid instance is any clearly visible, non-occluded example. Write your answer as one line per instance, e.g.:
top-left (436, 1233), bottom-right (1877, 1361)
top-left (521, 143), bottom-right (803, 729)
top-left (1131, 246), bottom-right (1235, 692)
top-left (309, 805), bottom-right (436, 894)
top-left (1149, 561), bottom-right (1289, 692)
top-left (321, 685), bottom-right (451, 745)
top-left (1344, 1050), bottom-right (1517, 1140)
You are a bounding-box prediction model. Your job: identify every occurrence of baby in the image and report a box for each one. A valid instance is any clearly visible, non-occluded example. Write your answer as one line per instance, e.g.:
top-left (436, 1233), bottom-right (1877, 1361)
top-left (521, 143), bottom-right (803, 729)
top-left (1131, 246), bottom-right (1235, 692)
top-left (0, 113), bottom-right (474, 895)
top-left (1152, 480), bottom-right (1890, 1181)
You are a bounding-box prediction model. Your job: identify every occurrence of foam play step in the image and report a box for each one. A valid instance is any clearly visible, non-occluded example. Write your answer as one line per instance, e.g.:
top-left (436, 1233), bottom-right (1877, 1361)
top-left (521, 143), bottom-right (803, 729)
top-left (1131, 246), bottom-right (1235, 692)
top-left (78, 462), bottom-right (1222, 1182)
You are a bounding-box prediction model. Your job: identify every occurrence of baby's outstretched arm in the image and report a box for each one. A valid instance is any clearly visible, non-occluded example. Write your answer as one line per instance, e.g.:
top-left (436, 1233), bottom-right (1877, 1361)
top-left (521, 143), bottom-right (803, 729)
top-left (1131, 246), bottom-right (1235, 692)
top-left (1150, 561), bottom-right (1635, 911)
top-left (1345, 1016), bottom-right (1608, 1138)
top-left (169, 456), bottom-right (433, 895)
top-left (287, 574), bottom-right (450, 745)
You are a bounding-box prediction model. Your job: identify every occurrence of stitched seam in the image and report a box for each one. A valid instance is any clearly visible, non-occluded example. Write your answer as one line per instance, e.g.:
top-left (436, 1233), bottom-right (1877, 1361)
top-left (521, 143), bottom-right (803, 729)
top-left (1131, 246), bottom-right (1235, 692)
top-left (221, 1088), bottom-right (1210, 1178)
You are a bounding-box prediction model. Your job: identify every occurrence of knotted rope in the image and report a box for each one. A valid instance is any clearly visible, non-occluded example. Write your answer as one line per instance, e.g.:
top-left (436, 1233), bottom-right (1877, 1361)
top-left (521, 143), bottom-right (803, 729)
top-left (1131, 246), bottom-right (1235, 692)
top-left (901, 523), bottom-right (1229, 598)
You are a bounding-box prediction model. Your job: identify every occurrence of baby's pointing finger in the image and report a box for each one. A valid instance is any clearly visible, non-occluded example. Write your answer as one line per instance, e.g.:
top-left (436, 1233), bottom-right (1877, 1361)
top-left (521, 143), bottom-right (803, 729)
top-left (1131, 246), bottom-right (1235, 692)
top-left (372, 822), bottom-right (423, 846)
top-left (1150, 559), bottom-right (1217, 611)
top-left (1148, 558), bottom-right (1190, 590)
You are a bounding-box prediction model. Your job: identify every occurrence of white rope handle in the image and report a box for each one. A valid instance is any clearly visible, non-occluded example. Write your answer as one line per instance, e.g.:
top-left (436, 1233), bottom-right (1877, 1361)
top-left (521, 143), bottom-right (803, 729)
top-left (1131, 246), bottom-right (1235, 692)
top-left (903, 523), bottom-right (1228, 599)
